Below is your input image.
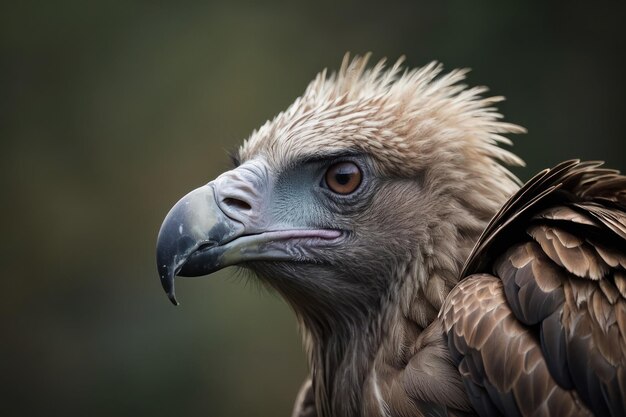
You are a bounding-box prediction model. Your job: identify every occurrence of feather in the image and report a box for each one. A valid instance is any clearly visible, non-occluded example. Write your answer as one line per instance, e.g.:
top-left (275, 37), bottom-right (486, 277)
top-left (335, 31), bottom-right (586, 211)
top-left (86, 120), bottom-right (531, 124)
top-left (447, 161), bottom-right (626, 416)
top-left (442, 275), bottom-right (592, 416)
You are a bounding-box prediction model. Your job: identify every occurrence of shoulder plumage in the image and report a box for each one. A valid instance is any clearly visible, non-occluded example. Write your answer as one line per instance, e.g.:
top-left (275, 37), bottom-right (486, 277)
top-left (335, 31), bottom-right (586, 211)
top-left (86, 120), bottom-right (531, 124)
top-left (463, 159), bottom-right (626, 277)
top-left (444, 160), bottom-right (626, 416)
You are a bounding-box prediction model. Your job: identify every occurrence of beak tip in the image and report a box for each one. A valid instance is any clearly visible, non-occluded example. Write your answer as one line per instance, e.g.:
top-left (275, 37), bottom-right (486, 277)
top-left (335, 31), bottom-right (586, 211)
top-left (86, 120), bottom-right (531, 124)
top-left (158, 264), bottom-right (179, 306)
top-left (157, 183), bottom-right (231, 306)
top-left (168, 292), bottom-right (180, 306)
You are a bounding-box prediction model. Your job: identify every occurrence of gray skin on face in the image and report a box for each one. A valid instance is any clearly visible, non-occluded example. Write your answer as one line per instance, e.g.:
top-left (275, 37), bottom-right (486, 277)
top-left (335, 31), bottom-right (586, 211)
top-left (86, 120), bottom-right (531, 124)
top-left (156, 152), bottom-right (422, 314)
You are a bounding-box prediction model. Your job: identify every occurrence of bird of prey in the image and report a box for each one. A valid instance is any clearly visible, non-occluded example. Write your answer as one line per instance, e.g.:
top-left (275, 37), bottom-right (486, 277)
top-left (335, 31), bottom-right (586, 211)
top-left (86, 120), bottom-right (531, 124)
top-left (156, 54), bottom-right (626, 417)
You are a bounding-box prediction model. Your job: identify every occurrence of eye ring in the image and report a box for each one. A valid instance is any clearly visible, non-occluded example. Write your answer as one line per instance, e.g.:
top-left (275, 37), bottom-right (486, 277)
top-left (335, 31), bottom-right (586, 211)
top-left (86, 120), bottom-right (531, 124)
top-left (324, 161), bottom-right (362, 195)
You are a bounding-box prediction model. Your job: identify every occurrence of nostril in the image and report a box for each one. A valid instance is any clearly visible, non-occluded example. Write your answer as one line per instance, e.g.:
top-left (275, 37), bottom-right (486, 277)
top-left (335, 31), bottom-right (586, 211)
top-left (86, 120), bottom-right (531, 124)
top-left (222, 197), bottom-right (252, 211)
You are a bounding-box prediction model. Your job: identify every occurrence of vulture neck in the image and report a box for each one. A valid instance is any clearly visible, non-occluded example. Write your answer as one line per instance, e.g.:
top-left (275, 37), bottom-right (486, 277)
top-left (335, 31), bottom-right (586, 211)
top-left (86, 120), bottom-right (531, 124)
top-left (299, 208), bottom-right (497, 417)
top-left (298, 261), bottom-right (469, 417)
top-left (298, 289), bottom-right (389, 417)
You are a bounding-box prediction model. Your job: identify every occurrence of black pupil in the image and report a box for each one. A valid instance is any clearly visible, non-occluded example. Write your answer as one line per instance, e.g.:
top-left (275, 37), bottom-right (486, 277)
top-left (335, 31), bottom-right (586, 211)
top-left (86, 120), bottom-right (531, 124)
top-left (335, 172), bottom-right (351, 185)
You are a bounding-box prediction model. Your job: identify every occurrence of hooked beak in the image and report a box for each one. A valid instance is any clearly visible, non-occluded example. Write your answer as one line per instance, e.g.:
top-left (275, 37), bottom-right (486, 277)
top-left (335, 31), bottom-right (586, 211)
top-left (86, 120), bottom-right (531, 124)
top-left (156, 164), bottom-right (343, 305)
top-left (156, 184), bottom-right (244, 305)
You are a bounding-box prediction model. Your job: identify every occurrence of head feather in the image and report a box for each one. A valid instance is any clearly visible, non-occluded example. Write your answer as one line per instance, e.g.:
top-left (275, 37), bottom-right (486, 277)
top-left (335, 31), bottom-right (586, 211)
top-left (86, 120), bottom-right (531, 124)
top-left (239, 53), bottom-right (525, 216)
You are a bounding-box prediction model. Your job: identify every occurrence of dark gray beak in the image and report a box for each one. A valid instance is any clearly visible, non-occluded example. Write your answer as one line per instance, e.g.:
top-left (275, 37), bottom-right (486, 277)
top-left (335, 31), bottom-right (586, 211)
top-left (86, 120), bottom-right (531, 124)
top-left (156, 161), bottom-right (343, 305)
top-left (156, 184), bottom-right (244, 305)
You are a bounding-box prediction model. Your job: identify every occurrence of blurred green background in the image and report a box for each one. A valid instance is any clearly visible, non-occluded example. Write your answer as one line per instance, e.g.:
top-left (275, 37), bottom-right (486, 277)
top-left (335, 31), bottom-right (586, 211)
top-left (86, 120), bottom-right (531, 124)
top-left (2, 1), bottom-right (625, 416)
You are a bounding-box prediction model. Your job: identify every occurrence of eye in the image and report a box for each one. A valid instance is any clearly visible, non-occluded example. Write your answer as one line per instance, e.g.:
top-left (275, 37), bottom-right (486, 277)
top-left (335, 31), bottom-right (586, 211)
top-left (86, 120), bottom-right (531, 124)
top-left (324, 161), bottom-right (362, 195)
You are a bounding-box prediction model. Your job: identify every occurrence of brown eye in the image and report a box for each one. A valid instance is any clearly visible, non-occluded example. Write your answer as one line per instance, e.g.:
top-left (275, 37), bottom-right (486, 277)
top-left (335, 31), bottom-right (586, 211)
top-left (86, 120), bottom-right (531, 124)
top-left (325, 162), bottom-right (362, 195)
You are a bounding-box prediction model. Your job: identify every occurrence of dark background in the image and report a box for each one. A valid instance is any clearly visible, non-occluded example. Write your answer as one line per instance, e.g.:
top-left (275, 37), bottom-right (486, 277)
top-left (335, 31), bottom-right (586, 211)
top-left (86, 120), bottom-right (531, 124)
top-left (2, 1), bottom-right (625, 416)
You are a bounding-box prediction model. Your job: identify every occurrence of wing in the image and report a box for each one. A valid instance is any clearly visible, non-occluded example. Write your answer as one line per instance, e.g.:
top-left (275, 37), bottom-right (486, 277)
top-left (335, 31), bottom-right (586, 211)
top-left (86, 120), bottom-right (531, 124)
top-left (442, 160), bottom-right (626, 417)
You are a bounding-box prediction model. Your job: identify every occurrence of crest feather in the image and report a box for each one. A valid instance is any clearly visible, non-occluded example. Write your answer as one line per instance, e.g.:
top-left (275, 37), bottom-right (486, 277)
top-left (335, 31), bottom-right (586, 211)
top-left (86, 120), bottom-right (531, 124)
top-left (240, 53), bottom-right (525, 202)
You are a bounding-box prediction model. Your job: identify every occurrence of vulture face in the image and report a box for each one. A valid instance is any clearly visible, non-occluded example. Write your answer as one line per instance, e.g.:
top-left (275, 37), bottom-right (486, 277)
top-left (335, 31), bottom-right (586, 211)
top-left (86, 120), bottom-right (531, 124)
top-left (158, 151), bottom-right (422, 311)
top-left (157, 56), bottom-right (524, 322)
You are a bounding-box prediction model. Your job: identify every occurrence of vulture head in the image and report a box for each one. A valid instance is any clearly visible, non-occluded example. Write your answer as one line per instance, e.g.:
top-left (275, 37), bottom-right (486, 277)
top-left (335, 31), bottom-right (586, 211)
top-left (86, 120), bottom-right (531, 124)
top-left (156, 55), bottom-right (527, 416)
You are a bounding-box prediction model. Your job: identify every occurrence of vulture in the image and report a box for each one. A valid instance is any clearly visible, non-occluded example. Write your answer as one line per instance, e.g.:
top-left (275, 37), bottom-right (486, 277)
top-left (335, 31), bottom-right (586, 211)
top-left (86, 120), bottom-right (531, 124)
top-left (156, 55), bottom-right (626, 417)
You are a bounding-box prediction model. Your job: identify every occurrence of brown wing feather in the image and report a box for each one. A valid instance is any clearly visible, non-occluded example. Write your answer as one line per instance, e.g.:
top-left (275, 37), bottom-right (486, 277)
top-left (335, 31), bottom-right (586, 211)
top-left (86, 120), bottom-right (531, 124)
top-left (442, 275), bottom-right (592, 417)
top-left (445, 160), bottom-right (626, 416)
